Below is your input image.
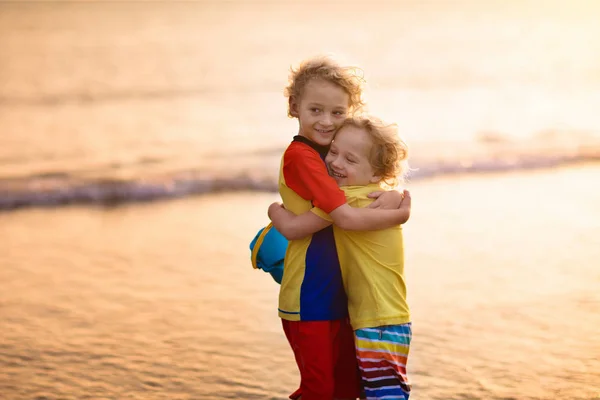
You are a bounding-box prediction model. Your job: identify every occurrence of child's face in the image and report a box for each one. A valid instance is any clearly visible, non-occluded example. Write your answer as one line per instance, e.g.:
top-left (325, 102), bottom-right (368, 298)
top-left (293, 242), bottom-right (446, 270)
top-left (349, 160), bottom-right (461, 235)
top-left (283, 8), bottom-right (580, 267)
top-left (325, 125), bottom-right (379, 187)
top-left (291, 79), bottom-right (349, 146)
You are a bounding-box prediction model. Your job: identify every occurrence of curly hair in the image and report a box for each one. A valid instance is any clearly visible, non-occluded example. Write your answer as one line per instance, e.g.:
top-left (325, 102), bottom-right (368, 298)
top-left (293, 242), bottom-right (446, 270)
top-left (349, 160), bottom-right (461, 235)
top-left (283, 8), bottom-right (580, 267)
top-left (341, 115), bottom-right (409, 187)
top-left (284, 55), bottom-right (366, 118)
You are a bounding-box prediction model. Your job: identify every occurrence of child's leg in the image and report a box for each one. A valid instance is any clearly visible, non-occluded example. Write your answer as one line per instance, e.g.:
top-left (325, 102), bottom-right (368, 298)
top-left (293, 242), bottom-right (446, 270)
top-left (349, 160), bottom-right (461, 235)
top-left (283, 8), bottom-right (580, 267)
top-left (282, 319), bottom-right (339, 400)
top-left (333, 318), bottom-right (361, 400)
top-left (288, 388), bottom-right (302, 400)
top-left (354, 323), bottom-right (412, 400)
top-left (282, 321), bottom-right (303, 400)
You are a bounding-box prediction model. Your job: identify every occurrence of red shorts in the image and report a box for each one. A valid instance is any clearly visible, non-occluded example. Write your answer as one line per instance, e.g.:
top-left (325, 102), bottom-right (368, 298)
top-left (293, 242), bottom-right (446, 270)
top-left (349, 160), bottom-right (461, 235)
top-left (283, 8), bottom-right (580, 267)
top-left (282, 318), bottom-right (360, 400)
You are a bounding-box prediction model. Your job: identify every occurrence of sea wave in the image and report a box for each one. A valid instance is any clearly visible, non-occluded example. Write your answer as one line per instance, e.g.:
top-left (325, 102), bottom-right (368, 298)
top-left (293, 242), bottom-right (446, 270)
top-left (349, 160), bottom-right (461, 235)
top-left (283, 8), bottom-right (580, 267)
top-left (0, 88), bottom-right (213, 107)
top-left (1, 144), bottom-right (598, 212)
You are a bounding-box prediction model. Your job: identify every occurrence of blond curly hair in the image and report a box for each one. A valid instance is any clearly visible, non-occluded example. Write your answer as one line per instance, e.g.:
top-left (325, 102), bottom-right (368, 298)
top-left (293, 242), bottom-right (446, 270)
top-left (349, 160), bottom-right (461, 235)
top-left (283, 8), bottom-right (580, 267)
top-left (284, 55), bottom-right (366, 118)
top-left (341, 115), bottom-right (409, 187)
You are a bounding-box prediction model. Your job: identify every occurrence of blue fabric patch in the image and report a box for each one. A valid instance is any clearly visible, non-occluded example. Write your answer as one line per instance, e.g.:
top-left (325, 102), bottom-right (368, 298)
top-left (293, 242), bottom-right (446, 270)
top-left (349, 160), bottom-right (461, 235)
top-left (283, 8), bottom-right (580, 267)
top-left (249, 225), bottom-right (288, 284)
top-left (300, 225), bottom-right (348, 320)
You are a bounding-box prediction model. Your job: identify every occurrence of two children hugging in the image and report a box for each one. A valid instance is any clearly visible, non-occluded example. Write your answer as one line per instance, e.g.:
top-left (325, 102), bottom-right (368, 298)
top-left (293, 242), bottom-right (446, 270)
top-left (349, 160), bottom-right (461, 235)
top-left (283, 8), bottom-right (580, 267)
top-left (251, 56), bottom-right (412, 400)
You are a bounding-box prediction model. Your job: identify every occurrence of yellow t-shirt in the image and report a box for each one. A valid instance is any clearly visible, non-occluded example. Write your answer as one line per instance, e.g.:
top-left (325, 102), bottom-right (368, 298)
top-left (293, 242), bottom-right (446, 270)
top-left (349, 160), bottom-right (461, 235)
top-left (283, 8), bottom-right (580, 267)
top-left (314, 184), bottom-right (411, 330)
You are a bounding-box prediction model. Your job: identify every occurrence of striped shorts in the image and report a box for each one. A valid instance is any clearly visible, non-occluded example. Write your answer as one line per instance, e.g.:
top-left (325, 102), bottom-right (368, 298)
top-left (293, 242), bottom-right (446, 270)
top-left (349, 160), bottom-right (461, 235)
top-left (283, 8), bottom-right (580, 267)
top-left (354, 323), bottom-right (412, 400)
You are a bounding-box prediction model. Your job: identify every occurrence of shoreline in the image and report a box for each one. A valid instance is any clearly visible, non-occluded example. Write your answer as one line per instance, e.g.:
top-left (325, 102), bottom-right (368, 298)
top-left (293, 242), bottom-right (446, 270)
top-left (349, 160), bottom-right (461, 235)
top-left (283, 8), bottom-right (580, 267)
top-left (1, 160), bottom-right (599, 213)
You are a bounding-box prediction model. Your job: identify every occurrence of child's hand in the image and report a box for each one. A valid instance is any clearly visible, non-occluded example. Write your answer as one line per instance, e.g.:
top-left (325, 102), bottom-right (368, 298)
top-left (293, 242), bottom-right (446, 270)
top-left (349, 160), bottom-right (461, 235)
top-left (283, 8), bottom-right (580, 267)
top-left (268, 202), bottom-right (285, 220)
top-left (400, 190), bottom-right (411, 209)
top-left (400, 190), bottom-right (411, 222)
top-left (367, 189), bottom-right (404, 209)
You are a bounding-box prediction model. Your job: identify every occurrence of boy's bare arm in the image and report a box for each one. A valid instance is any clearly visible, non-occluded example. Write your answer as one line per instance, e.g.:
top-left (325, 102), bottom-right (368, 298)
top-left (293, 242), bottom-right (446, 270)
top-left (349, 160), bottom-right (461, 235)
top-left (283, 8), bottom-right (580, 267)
top-left (268, 203), bottom-right (331, 240)
top-left (330, 190), bottom-right (411, 231)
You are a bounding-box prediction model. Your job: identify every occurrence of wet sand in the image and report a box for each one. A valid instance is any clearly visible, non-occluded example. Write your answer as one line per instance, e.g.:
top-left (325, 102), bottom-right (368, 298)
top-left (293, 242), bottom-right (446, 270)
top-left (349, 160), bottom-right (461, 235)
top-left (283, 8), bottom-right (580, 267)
top-left (1, 164), bottom-right (599, 399)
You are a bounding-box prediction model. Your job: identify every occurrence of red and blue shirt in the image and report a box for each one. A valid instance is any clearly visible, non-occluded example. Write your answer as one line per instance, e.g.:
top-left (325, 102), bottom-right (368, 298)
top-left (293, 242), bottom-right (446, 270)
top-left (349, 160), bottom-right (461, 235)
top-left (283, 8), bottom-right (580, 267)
top-left (277, 136), bottom-right (349, 321)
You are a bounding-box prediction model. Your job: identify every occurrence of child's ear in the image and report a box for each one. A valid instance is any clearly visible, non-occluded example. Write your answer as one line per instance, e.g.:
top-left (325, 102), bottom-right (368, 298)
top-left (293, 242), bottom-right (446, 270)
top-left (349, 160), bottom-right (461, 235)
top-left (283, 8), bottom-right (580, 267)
top-left (369, 175), bottom-right (381, 184)
top-left (289, 96), bottom-right (299, 118)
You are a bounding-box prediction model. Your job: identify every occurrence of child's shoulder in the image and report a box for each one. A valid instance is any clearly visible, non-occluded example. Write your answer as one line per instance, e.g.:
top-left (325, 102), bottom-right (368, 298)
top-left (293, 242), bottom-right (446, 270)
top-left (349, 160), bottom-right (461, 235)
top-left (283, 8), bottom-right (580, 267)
top-left (286, 140), bottom-right (318, 155)
top-left (342, 184), bottom-right (383, 207)
top-left (284, 141), bottom-right (322, 163)
top-left (342, 184), bottom-right (383, 197)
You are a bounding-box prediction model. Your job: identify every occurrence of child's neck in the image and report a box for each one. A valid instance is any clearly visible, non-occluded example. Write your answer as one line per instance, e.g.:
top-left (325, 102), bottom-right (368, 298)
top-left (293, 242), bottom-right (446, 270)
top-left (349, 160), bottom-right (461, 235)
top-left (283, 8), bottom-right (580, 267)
top-left (293, 134), bottom-right (329, 158)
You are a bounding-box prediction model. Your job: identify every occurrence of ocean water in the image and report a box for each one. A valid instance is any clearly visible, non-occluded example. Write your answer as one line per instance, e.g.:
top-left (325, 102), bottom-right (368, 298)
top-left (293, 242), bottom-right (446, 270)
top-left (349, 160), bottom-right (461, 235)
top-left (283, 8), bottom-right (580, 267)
top-left (1, 2), bottom-right (600, 399)
top-left (1, 165), bottom-right (600, 399)
top-left (1, 1), bottom-right (600, 209)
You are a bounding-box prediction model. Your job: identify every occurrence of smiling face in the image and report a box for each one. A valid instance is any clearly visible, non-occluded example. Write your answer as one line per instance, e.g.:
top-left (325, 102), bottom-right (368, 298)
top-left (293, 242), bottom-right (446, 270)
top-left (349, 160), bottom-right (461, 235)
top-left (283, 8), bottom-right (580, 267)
top-left (290, 79), bottom-right (350, 146)
top-left (325, 124), bottom-right (380, 187)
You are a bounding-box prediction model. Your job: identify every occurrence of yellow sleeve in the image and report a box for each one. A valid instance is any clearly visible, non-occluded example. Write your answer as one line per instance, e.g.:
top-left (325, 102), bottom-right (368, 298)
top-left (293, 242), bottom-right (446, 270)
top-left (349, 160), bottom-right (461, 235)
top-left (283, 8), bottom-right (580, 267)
top-left (310, 207), bottom-right (333, 222)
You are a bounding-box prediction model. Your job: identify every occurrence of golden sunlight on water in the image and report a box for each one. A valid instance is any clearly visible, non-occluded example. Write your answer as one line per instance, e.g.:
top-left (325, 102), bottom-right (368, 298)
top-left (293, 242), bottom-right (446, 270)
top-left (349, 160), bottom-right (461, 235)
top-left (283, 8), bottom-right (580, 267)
top-left (1, 165), bottom-right (599, 399)
top-left (1, 0), bottom-right (600, 169)
top-left (1, 1), bottom-right (600, 399)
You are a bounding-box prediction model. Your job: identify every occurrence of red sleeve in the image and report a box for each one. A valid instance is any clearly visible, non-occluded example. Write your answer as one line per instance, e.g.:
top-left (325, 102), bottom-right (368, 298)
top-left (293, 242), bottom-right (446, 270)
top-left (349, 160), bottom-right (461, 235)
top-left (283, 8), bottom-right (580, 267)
top-left (282, 143), bottom-right (346, 213)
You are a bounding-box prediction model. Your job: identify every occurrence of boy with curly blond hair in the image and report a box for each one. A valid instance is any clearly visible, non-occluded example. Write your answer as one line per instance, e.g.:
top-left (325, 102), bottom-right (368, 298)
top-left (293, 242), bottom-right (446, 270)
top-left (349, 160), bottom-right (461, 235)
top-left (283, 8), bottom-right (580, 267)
top-left (267, 56), bottom-right (410, 400)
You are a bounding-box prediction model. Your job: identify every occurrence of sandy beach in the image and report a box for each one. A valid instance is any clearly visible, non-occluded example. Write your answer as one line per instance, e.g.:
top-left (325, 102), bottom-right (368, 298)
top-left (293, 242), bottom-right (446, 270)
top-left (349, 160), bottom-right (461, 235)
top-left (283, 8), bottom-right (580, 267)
top-left (1, 164), bottom-right (599, 400)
